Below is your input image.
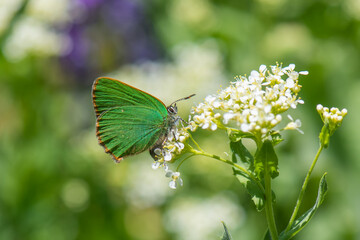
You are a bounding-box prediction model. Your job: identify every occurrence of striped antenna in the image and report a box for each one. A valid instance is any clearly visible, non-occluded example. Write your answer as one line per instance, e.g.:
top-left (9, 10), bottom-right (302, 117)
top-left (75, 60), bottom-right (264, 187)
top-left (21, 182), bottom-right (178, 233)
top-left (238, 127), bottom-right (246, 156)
top-left (170, 94), bottom-right (196, 106)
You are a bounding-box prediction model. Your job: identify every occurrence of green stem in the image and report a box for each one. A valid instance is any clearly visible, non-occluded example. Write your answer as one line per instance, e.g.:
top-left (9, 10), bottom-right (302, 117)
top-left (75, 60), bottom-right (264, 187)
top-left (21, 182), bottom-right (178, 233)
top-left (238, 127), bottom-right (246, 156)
top-left (265, 167), bottom-right (278, 240)
top-left (188, 147), bottom-right (265, 193)
top-left (188, 132), bottom-right (203, 152)
top-left (285, 144), bottom-right (324, 232)
top-left (176, 154), bottom-right (195, 172)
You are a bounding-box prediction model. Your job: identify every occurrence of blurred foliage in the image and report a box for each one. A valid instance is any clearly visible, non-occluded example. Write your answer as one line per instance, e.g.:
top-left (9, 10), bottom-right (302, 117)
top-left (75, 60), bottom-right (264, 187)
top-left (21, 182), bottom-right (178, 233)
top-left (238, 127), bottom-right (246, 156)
top-left (0, 0), bottom-right (359, 239)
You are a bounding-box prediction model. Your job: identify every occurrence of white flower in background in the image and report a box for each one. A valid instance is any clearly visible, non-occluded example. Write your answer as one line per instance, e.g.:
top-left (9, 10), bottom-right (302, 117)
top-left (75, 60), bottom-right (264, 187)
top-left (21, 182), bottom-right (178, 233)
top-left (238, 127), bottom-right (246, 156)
top-left (0, 0), bottom-right (23, 35)
top-left (170, 0), bottom-right (214, 27)
top-left (3, 17), bottom-right (71, 61)
top-left (2, 0), bottom-right (74, 61)
top-left (165, 194), bottom-right (244, 240)
top-left (124, 161), bottom-right (173, 208)
top-left (111, 41), bottom-right (225, 103)
top-left (344, 0), bottom-right (360, 21)
top-left (26, 0), bottom-right (72, 24)
top-left (191, 63), bottom-right (308, 138)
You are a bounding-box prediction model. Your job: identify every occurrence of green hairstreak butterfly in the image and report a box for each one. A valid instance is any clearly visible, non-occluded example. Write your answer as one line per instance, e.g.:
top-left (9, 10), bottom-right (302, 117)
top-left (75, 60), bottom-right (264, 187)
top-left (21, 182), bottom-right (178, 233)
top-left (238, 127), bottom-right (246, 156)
top-left (92, 77), bottom-right (195, 162)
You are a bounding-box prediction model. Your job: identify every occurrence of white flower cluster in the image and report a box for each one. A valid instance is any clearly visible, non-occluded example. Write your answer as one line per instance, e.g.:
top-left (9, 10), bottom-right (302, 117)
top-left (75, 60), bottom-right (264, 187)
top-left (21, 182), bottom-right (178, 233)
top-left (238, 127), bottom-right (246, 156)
top-left (316, 104), bottom-right (347, 134)
top-left (152, 127), bottom-right (190, 189)
top-left (152, 127), bottom-right (190, 164)
top-left (191, 63), bottom-right (308, 138)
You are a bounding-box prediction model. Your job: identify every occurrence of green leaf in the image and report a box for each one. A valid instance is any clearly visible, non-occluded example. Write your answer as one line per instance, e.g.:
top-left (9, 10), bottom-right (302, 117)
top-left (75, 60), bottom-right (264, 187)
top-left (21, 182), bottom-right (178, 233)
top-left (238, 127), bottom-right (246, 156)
top-left (233, 168), bottom-right (265, 211)
top-left (221, 222), bottom-right (232, 240)
top-left (230, 139), bottom-right (254, 169)
top-left (254, 140), bottom-right (279, 179)
top-left (270, 131), bottom-right (283, 146)
top-left (279, 173), bottom-right (328, 240)
top-left (263, 230), bottom-right (271, 240)
top-left (228, 129), bottom-right (255, 142)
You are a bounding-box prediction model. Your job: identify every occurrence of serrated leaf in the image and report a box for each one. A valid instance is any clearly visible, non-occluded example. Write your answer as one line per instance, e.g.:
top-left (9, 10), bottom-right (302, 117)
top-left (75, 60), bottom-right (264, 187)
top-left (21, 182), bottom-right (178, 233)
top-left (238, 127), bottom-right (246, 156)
top-left (279, 173), bottom-right (328, 240)
top-left (254, 140), bottom-right (279, 179)
top-left (233, 168), bottom-right (265, 211)
top-left (230, 140), bottom-right (254, 169)
top-left (221, 222), bottom-right (232, 240)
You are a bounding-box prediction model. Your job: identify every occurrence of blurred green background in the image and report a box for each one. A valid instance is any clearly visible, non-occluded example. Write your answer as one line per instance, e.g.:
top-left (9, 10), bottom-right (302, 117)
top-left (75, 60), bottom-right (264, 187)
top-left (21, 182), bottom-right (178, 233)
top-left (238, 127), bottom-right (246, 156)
top-left (0, 0), bottom-right (359, 239)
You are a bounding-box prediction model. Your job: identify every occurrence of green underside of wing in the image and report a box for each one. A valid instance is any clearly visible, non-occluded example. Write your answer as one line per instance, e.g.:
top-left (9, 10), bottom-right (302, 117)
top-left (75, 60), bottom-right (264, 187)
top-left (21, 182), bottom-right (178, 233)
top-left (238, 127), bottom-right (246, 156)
top-left (93, 77), bottom-right (167, 118)
top-left (96, 106), bottom-right (168, 159)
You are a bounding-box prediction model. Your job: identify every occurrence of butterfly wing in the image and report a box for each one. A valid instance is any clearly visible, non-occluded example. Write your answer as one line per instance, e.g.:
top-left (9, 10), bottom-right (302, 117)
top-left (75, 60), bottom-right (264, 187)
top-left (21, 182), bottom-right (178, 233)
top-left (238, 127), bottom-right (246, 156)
top-left (96, 106), bottom-right (168, 161)
top-left (93, 77), bottom-right (167, 117)
top-left (92, 78), bottom-right (169, 161)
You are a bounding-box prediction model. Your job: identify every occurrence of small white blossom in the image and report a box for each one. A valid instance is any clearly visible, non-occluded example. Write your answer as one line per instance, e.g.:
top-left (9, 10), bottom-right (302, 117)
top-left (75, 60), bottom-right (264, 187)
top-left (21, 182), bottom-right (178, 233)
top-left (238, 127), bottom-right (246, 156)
top-left (285, 115), bottom-right (304, 134)
top-left (164, 151), bottom-right (172, 161)
top-left (259, 64), bottom-right (267, 73)
top-left (152, 161), bottom-right (161, 169)
top-left (151, 155), bottom-right (169, 171)
top-left (166, 170), bottom-right (183, 189)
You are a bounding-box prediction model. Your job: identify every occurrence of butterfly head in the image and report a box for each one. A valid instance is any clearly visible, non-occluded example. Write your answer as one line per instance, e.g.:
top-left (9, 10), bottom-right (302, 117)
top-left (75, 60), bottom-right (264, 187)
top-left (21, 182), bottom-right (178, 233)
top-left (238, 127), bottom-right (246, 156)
top-left (167, 93), bottom-right (195, 116)
top-left (167, 104), bottom-right (178, 116)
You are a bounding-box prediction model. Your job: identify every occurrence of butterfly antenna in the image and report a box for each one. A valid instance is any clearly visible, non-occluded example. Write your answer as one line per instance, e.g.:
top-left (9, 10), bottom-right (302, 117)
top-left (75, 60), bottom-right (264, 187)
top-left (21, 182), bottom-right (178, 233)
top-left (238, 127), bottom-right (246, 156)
top-left (171, 94), bottom-right (196, 106)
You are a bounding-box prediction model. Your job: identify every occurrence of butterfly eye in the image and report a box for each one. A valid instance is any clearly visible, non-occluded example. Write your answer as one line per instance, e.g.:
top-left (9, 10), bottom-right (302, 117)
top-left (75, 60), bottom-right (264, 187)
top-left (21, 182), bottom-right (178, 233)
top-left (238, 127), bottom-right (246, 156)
top-left (167, 105), bottom-right (178, 115)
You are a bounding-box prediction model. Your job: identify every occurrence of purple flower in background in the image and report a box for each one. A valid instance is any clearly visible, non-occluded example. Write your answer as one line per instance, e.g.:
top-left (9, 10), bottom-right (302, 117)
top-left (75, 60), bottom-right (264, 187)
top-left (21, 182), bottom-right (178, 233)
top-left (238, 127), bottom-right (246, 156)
top-left (101, 0), bottom-right (162, 62)
top-left (61, 25), bottom-right (91, 80)
top-left (103, 0), bottom-right (140, 33)
top-left (76, 0), bottom-right (103, 9)
top-left (61, 0), bottom-right (163, 84)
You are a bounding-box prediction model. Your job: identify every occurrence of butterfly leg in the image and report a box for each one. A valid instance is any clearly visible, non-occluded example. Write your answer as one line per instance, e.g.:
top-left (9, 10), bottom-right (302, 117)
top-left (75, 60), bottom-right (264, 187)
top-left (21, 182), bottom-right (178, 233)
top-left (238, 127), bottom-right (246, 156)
top-left (169, 123), bottom-right (187, 150)
top-left (172, 115), bottom-right (190, 129)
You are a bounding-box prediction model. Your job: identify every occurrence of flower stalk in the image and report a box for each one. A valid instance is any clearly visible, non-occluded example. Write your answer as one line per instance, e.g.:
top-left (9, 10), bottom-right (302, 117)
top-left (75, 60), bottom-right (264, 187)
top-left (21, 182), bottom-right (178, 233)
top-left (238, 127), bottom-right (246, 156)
top-left (265, 166), bottom-right (278, 240)
top-left (285, 144), bottom-right (324, 232)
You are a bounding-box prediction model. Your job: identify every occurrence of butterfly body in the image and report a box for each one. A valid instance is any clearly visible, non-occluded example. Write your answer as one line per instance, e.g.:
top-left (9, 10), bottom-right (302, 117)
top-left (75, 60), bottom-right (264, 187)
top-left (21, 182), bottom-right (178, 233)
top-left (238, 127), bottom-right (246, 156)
top-left (92, 77), bottom-right (185, 162)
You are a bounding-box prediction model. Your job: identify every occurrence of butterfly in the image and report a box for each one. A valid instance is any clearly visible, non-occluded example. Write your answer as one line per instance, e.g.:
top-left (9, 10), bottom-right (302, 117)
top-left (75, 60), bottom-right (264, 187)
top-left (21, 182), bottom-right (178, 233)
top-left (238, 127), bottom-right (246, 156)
top-left (92, 77), bottom-right (195, 162)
